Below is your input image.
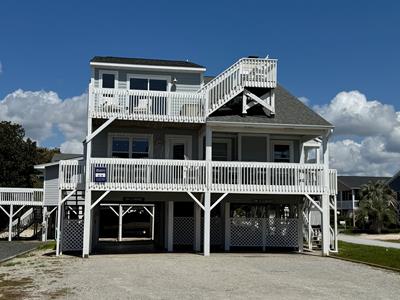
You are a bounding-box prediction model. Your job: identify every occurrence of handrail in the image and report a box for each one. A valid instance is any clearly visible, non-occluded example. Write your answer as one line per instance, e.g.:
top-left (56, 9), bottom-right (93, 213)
top-left (0, 188), bottom-right (43, 204)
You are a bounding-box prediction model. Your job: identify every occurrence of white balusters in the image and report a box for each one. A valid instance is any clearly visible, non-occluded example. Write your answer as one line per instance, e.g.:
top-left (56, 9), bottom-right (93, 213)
top-left (0, 188), bottom-right (43, 205)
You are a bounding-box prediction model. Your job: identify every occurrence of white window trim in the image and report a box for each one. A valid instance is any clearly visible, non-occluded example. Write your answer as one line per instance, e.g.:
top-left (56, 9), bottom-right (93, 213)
top-left (238, 133), bottom-right (270, 162)
top-left (165, 135), bottom-right (192, 160)
top-left (127, 74), bottom-right (171, 91)
top-left (99, 70), bottom-right (118, 89)
top-left (212, 138), bottom-right (232, 161)
top-left (108, 133), bottom-right (153, 158)
top-left (271, 140), bottom-right (294, 163)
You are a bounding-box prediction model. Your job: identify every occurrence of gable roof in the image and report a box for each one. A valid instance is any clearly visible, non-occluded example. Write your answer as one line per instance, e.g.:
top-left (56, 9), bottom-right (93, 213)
top-left (338, 176), bottom-right (391, 190)
top-left (35, 153), bottom-right (83, 170)
top-left (207, 85), bottom-right (333, 128)
top-left (91, 56), bottom-right (205, 70)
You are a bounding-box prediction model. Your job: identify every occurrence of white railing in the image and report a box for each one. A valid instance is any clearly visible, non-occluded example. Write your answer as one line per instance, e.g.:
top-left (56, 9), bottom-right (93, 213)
top-left (59, 160), bottom-right (85, 190)
top-left (0, 188), bottom-right (43, 205)
top-left (89, 158), bottom-right (207, 192)
top-left (89, 87), bottom-right (205, 123)
top-left (77, 158), bottom-right (335, 195)
top-left (89, 57), bottom-right (278, 122)
top-left (211, 161), bottom-right (325, 194)
top-left (199, 58), bottom-right (277, 114)
top-left (329, 169), bottom-right (337, 195)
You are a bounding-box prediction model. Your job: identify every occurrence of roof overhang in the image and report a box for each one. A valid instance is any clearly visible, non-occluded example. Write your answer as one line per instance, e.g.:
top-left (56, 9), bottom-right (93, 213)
top-left (90, 61), bottom-right (206, 73)
top-left (207, 120), bottom-right (334, 136)
top-left (34, 157), bottom-right (84, 170)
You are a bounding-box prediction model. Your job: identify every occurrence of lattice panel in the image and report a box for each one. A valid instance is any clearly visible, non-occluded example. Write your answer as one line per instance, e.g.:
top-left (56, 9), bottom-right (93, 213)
top-left (62, 219), bottom-right (84, 251)
top-left (174, 217), bottom-right (194, 245)
top-left (265, 218), bottom-right (298, 248)
top-left (230, 218), bottom-right (298, 248)
top-left (230, 218), bottom-right (263, 246)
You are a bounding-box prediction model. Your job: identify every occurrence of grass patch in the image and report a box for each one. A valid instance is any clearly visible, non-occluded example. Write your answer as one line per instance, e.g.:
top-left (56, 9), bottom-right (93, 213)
top-left (334, 241), bottom-right (400, 270)
top-left (2, 261), bottom-right (22, 267)
top-left (379, 239), bottom-right (400, 243)
top-left (36, 241), bottom-right (56, 251)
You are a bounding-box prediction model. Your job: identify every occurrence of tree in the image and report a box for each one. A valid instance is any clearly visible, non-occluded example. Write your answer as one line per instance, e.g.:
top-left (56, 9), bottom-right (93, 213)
top-left (357, 181), bottom-right (398, 233)
top-left (0, 121), bottom-right (39, 187)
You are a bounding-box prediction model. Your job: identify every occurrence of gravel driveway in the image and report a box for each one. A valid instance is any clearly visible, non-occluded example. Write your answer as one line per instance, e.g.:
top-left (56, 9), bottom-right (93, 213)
top-left (1, 250), bottom-right (400, 299)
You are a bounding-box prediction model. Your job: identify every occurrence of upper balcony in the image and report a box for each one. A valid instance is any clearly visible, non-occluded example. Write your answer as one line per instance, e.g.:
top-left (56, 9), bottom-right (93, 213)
top-left (88, 57), bottom-right (277, 123)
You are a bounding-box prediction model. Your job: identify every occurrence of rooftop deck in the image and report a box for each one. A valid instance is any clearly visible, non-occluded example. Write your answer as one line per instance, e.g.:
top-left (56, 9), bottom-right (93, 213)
top-left (88, 58), bottom-right (277, 123)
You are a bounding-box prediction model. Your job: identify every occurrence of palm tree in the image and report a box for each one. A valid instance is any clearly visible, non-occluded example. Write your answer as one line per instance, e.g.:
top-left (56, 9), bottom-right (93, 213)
top-left (357, 180), bottom-right (398, 233)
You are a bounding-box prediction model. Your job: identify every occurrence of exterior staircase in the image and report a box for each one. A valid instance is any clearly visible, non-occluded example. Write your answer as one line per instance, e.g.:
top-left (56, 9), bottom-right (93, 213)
top-left (198, 57), bottom-right (277, 116)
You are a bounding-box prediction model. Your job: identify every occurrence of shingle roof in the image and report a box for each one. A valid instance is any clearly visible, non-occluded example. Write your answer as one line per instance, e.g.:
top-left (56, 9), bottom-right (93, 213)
top-left (207, 85), bottom-right (333, 127)
top-left (91, 56), bottom-right (205, 69)
top-left (51, 153), bottom-right (82, 163)
top-left (338, 176), bottom-right (391, 190)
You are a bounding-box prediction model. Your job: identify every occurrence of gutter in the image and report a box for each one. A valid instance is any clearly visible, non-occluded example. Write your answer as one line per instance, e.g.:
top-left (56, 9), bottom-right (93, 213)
top-left (207, 120), bottom-right (334, 131)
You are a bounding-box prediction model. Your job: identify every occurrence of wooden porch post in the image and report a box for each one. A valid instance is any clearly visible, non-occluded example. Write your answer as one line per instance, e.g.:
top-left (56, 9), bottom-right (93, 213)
top-left (118, 204), bottom-right (123, 242)
top-left (8, 204), bottom-right (13, 242)
top-left (321, 132), bottom-right (331, 256)
top-left (83, 117), bottom-right (92, 258)
top-left (41, 206), bottom-right (47, 242)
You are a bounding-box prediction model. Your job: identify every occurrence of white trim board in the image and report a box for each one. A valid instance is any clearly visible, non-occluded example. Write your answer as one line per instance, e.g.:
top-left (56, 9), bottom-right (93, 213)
top-left (90, 62), bottom-right (206, 72)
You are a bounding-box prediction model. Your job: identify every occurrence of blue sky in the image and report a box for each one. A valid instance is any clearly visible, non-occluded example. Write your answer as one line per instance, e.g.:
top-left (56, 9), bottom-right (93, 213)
top-left (0, 0), bottom-right (399, 106)
top-left (0, 0), bottom-right (400, 175)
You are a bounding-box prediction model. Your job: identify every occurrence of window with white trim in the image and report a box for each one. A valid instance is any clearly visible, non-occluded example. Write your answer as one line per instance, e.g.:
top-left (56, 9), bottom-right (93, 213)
top-left (272, 141), bottom-right (294, 163)
top-left (128, 75), bottom-right (169, 91)
top-left (109, 134), bottom-right (152, 158)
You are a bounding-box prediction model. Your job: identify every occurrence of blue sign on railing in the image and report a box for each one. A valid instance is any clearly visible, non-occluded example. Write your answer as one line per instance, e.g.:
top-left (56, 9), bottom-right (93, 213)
top-left (94, 167), bottom-right (107, 183)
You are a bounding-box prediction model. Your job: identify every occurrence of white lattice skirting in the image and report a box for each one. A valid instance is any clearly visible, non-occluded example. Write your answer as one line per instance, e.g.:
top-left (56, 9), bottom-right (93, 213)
top-left (174, 217), bottom-right (194, 245)
top-left (230, 218), bottom-right (298, 248)
top-left (62, 219), bottom-right (84, 251)
top-left (173, 217), bottom-right (223, 246)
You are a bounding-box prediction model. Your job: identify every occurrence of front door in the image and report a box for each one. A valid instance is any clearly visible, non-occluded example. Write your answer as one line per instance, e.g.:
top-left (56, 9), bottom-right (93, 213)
top-left (165, 135), bottom-right (192, 160)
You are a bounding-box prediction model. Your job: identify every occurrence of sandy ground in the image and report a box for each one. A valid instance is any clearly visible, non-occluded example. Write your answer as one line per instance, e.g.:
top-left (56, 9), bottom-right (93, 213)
top-left (359, 233), bottom-right (400, 241)
top-left (1, 249), bottom-right (400, 300)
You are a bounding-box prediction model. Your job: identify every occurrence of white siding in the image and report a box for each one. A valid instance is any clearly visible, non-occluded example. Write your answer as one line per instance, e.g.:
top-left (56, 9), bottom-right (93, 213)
top-left (44, 165), bottom-right (59, 206)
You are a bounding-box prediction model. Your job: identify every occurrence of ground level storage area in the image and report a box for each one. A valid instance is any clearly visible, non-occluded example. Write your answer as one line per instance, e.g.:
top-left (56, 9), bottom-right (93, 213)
top-left (58, 191), bottom-right (307, 255)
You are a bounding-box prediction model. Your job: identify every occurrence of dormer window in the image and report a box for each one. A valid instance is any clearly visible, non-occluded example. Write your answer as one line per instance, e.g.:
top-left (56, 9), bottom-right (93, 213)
top-left (128, 75), bottom-right (170, 91)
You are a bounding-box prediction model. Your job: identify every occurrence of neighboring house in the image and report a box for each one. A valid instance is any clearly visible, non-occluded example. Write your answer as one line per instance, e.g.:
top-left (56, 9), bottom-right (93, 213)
top-left (45, 55), bottom-right (337, 257)
top-left (337, 176), bottom-right (390, 225)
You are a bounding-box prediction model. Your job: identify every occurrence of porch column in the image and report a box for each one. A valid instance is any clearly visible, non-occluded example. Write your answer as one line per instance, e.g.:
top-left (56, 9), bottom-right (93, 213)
top-left (167, 201), bottom-right (174, 252)
top-left (83, 117), bottom-right (93, 258)
top-left (41, 206), bottom-right (47, 242)
top-left (351, 189), bottom-right (356, 227)
top-left (194, 203), bottom-right (201, 252)
top-left (8, 204), bottom-right (13, 242)
top-left (56, 191), bottom-right (62, 255)
top-left (203, 192), bottom-right (211, 256)
top-left (224, 201), bottom-right (230, 251)
top-left (118, 204), bottom-right (123, 242)
top-left (204, 126), bottom-right (212, 256)
top-left (321, 132), bottom-right (331, 256)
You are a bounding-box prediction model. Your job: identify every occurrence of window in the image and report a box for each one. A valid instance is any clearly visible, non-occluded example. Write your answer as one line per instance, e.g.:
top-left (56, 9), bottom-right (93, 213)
top-left (212, 139), bottom-right (232, 161)
top-left (272, 141), bottom-right (293, 163)
top-left (111, 137), bottom-right (129, 158)
top-left (102, 73), bottom-right (115, 89)
top-left (304, 146), bottom-right (318, 164)
top-left (129, 76), bottom-right (169, 91)
top-left (132, 137), bottom-right (150, 158)
top-left (109, 134), bottom-right (152, 158)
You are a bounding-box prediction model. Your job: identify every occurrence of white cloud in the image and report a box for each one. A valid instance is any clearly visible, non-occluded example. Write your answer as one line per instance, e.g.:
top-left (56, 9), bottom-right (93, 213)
top-left (60, 139), bottom-right (83, 154)
top-left (316, 90), bottom-right (400, 176)
top-left (298, 96), bottom-right (310, 106)
top-left (0, 89), bottom-right (87, 154)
